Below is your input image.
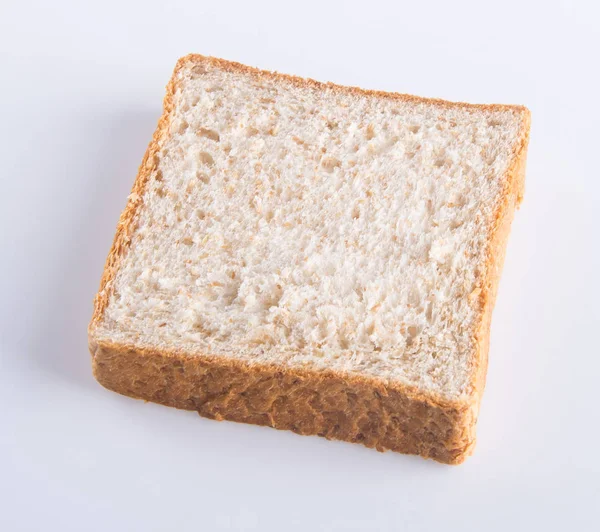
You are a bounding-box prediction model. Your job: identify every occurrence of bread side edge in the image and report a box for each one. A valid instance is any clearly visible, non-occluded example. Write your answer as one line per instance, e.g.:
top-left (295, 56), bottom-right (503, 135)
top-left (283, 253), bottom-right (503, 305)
top-left (178, 53), bottom-right (529, 113)
top-left (469, 110), bottom-right (531, 405)
top-left (89, 334), bottom-right (477, 464)
top-left (88, 58), bottom-right (185, 331)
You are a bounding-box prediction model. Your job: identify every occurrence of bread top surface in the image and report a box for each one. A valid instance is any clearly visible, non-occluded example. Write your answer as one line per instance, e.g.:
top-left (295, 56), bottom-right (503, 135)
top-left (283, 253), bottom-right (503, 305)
top-left (92, 55), bottom-right (529, 403)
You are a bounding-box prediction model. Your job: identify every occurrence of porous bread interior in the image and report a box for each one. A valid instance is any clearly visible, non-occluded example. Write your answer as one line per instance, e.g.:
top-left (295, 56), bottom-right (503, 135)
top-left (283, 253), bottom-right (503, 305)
top-left (95, 60), bottom-right (525, 401)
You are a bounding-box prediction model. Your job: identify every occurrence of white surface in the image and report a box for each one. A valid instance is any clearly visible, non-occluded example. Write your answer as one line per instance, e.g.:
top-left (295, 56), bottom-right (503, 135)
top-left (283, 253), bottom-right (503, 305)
top-left (1, 0), bottom-right (598, 530)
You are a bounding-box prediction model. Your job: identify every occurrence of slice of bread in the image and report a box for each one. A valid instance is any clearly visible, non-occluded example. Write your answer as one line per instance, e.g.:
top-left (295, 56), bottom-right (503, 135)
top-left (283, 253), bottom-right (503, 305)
top-left (89, 54), bottom-right (530, 464)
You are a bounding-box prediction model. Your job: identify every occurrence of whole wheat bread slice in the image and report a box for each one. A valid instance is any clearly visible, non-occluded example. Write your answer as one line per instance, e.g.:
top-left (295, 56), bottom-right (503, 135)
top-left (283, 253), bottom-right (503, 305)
top-left (89, 54), bottom-right (530, 464)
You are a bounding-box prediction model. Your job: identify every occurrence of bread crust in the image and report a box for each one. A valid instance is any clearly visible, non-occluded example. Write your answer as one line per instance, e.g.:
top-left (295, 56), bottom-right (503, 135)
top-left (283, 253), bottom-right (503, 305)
top-left (88, 55), bottom-right (530, 464)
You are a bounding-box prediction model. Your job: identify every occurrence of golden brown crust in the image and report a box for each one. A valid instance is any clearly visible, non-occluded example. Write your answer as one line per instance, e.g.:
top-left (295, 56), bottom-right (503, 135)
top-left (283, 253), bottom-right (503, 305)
top-left (88, 54), bottom-right (530, 464)
top-left (471, 111), bottom-right (530, 406)
top-left (90, 338), bottom-right (476, 464)
top-left (179, 54), bottom-right (528, 114)
top-left (90, 61), bottom-right (184, 327)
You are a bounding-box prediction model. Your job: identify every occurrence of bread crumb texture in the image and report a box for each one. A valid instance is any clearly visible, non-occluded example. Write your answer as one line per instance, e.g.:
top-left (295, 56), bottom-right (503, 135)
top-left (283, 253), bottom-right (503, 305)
top-left (95, 59), bottom-right (526, 401)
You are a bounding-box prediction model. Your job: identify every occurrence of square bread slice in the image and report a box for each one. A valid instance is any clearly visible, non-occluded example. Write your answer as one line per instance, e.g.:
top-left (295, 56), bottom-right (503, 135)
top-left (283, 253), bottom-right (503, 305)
top-left (89, 54), bottom-right (530, 464)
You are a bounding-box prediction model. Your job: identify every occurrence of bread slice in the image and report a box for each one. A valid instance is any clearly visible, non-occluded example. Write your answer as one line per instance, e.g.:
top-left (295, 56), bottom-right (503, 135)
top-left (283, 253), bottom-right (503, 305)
top-left (89, 54), bottom-right (530, 464)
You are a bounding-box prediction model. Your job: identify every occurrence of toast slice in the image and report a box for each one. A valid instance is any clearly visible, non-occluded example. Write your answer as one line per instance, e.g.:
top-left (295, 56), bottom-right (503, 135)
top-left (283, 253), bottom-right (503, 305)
top-left (89, 55), bottom-right (530, 464)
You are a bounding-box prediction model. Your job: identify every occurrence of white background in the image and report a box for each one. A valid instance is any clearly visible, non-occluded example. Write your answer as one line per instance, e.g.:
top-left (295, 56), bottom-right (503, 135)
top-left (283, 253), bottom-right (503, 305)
top-left (1, 1), bottom-right (599, 530)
